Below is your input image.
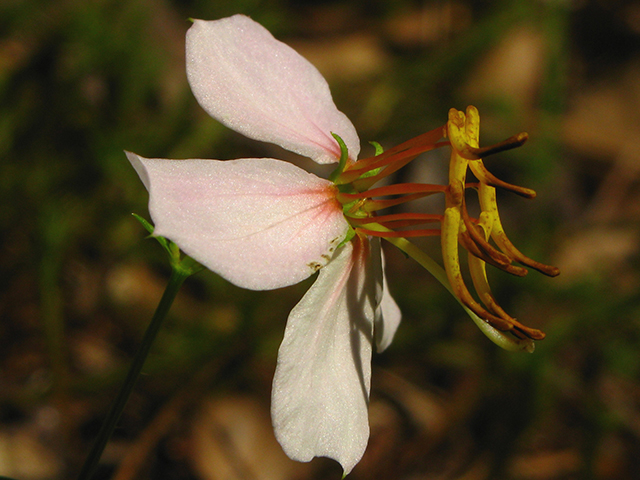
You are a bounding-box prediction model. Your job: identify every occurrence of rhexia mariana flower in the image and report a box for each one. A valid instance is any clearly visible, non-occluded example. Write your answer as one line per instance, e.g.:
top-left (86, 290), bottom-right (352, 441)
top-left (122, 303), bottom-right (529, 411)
top-left (126, 14), bottom-right (558, 475)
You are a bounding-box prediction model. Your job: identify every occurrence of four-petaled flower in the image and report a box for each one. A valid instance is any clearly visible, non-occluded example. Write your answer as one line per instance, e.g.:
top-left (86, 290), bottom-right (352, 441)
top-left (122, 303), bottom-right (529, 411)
top-left (127, 14), bottom-right (558, 475)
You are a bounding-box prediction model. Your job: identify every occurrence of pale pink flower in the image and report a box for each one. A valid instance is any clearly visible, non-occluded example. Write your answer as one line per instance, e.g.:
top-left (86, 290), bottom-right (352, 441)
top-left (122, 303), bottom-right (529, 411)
top-left (128, 13), bottom-right (559, 475)
top-left (127, 15), bottom-right (401, 474)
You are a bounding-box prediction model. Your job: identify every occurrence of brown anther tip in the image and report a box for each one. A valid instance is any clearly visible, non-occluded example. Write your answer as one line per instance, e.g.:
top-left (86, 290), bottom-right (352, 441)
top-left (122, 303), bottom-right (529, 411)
top-left (532, 330), bottom-right (546, 340)
top-left (467, 160), bottom-right (536, 199)
top-left (504, 265), bottom-right (529, 277)
top-left (540, 265), bottom-right (561, 277)
top-left (518, 255), bottom-right (560, 277)
top-left (485, 315), bottom-right (513, 332)
top-left (473, 293), bottom-right (546, 341)
top-left (515, 132), bottom-right (529, 144)
top-left (502, 316), bottom-right (546, 340)
top-left (517, 326), bottom-right (546, 340)
top-left (487, 181), bottom-right (537, 199)
top-left (466, 133), bottom-right (529, 160)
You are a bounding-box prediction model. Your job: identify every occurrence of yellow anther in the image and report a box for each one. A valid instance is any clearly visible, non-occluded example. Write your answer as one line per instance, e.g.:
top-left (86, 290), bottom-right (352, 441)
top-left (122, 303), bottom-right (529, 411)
top-left (441, 106), bottom-right (557, 341)
top-left (337, 104), bottom-right (556, 346)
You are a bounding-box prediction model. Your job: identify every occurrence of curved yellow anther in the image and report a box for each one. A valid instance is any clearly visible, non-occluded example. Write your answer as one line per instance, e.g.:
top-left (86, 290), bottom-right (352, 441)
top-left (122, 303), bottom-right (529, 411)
top-left (443, 106), bottom-right (554, 341)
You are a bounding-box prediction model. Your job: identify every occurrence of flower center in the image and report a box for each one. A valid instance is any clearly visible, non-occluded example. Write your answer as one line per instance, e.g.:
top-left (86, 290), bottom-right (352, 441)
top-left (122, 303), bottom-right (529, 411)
top-left (331, 106), bottom-right (559, 349)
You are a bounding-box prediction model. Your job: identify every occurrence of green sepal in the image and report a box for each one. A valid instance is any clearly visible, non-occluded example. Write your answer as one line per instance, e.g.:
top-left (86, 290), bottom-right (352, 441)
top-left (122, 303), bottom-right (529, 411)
top-left (328, 133), bottom-right (349, 183)
top-left (133, 213), bottom-right (172, 255)
top-left (370, 140), bottom-right (384, 156)
top-left (341, 199), bottom-right (364, 216)
top-left (337, 225), bottom-right (356, 249)
top-left (356, 141), bottom-right (384, 179)
top-left (132, 213), bottom-right (204, 276)
top-left (132, 212), bottom-right (155, 235)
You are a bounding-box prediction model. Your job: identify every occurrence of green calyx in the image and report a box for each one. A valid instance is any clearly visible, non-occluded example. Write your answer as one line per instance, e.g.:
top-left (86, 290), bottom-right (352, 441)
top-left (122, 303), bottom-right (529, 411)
top-left (328, 133), bottom-right (349, 183)
top-left (356, 141), bottom-right (384, 179)
top-left (329, 134), bottom-right (385, 185)
top-left (132, 213), bottom-right (203, 276)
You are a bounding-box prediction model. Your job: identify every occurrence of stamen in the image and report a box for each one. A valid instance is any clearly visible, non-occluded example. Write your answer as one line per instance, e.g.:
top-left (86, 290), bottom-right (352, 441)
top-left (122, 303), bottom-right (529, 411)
top-left (475, 181), bottom-right (560, 277)
top-left (460, 200), bottom-right (529, 276)
top-left (348, 212), bottom-right (442, 228)
top-left (456, 132), bottom-right (529, 160)
top-left (440, 106), bottom-right (555, 341)
top-left (468, 253), bottom-right (511, 317)
top-left (492, 226), bottom-right (561, 277)
top-left (336, 105), bottom-right (557, 347)
top-left (350, 142), bottom-right (444, 176)
top-left (375, 126), bottom-right (446, 157)
top-left (350, 126), bottom-right (445, 172)
top-left (363, 221), bottom-right (539, 350)
top-left (357, 227), bottom-right (441, 238)
top-left (337, 183), bottom-right (446, 202)
top-left (337, 126), bottom-right (446, 187)
top-left (468, 161), bottom-right (536, 199)
top-left (363, 193), bottom-right (440, 212)
top-left (354, 213), bottom-right (442, 238)
top-left (445, 253), bottom-right (544, 340)
top-left (441, 237), bottom-right (515, 334)
top-left (466, 227), bottom-right (545, 339)
top-left (468, 223), bottom-right (545, 340)
top-left (351, 142), bottom-right (449, 191)
top-left (459, 229), bottom-right (528, 277)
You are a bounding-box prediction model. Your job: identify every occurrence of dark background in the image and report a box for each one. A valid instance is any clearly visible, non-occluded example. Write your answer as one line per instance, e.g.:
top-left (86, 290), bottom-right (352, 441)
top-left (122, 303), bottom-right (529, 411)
top-left (2, 0), bottom-right (640, 478)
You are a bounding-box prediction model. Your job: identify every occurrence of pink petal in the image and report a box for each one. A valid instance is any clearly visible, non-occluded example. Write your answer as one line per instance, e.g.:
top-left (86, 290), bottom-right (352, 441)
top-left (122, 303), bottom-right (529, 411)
top-left (271, 236), bottom-right (377, 475)
top-left (186, 16), bottom-right (360, 164)
top-left (127, 152), bottom-right (349, 290)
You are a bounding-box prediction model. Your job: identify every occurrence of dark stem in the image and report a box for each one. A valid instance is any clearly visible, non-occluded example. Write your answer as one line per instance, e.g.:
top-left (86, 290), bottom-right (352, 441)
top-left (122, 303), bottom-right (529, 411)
top-left (77, 268), bottom-right (190, 480)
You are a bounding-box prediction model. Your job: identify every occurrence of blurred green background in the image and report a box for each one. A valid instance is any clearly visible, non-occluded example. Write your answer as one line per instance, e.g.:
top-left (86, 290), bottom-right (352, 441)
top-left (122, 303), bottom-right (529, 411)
top-left (2, 0), bottom-right (640, 479)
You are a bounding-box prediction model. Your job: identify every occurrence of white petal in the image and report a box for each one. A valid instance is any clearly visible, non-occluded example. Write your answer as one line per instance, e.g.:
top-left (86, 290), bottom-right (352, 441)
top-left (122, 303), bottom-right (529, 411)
top-left (127, 152), bottom-right (349, 290)
top-left (186, 16), bottom-right (360, 164)
top-left (375, 275), bottom-right (402, 352)
top-left (271, 236), bottom-right (377, 474)
top-left (374, 244), bottom-right (402, 352)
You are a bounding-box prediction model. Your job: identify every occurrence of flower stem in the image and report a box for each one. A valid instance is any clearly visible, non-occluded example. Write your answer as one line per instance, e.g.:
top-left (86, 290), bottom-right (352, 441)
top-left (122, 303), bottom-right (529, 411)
top-left (76, 267), bottom-right (191, 480)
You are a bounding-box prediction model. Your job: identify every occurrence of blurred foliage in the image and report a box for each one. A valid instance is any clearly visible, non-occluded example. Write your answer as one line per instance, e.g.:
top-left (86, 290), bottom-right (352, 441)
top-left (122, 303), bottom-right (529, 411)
top-left (2, 0), bottom-right (640, 479)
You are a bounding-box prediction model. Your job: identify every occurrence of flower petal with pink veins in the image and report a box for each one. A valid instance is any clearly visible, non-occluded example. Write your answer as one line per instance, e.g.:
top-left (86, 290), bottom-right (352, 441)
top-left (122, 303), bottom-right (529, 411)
top-left (127, 152), bottom-right (349, 290)
top-left (271, 236), bottom-right (377, 475)
top-left (186, 15), bottom-right (360, 165)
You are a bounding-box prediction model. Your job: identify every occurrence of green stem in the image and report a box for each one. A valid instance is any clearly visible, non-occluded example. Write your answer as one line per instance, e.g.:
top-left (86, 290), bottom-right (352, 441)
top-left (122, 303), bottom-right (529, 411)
top-left (77, 267), bottom-right (190, 480)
